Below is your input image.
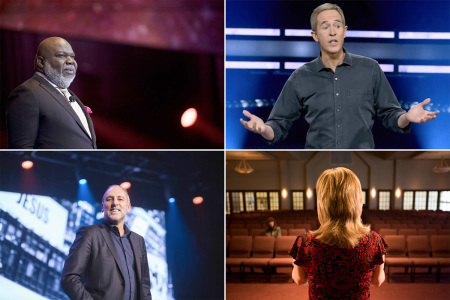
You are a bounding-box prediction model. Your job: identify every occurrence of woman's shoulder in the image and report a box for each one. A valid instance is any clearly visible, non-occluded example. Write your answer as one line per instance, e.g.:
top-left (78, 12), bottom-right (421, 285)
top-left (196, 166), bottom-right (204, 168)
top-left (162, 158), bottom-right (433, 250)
top-left (359, 231), bottom-right (385, 245)
top-left (300, 231), bottom-right (314, 237)
top-left (296, 231), bottom-right (315, 244)
top-left (369, 230), bottom-right (383, 239)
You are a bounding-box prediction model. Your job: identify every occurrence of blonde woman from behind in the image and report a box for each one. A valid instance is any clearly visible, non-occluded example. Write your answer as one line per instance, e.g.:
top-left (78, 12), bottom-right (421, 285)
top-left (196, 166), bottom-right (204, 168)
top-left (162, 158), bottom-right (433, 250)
top-left (289, 167), bottom-right (386, 299)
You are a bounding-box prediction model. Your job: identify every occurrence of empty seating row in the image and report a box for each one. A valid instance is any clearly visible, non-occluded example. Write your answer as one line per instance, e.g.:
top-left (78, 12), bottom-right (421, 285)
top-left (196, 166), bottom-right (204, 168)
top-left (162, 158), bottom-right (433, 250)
top-left (228, 211), bottom-right (450, 229)
top-left (228, 222), bottom-right (317, 230)
top-left (226, 235), bottom-right (297, 282)
top-left (378, 228), bottom-right (450, 238)
top-left (227, 228), bottom-right (307, 237)
top-left (226, 235), bottom-right (450, 283)
top-left (228, 210), bottom-right (449, 221)
top-left (372, 223), bottom-right (450, 232)
top-left (368, 219), bottom-right (449, 225)
top-left (363, 211), bottom-right (450, 224)
top-left (228, 227), bottom-right (450, 238)
top-left (228, 209), bottom-right (318, 219)
top-left (384, 235), bottom-right (450, 282)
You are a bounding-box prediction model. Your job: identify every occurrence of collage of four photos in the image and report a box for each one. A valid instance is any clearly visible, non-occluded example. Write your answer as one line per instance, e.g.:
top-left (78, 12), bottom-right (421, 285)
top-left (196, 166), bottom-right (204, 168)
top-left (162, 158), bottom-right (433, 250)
top-left (0, 0), bottom-right (449, 299)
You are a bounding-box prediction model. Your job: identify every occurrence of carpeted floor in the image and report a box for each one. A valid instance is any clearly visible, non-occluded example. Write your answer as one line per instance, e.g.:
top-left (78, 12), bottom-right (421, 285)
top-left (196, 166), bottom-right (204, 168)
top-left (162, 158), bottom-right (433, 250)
top-left (226, 267), bottom-right (450, 299)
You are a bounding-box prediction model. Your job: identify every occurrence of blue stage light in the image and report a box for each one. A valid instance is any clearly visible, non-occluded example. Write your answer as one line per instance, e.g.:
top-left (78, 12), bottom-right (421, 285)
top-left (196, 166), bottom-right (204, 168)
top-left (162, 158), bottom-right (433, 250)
top-left (284, 62), bottom-right (307, 70)
top-left (398, 65), bottom-right (450, 74)
top-left (79, 179), bottom-right (87, 185)
top-left (169, 198), bottom-right (175, 203)
top-left (226, 61), bottom-right (280, 69)
top-left (229, 28), bottom-right (396, 39)
top-left (399, 32), bottom-right (450, 40)
top-left (345, 30), bottom-right (395, 38)
top-left (285, 29), bottom-right (395, 38)
top-left (284, 29), bottom-right (311, 37)
top-left (226, 28), bottom-right (280, 36)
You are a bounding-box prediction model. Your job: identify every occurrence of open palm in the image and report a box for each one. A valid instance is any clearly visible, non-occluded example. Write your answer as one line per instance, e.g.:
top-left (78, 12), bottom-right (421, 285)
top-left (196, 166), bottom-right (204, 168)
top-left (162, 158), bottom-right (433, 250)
top-left (407, 98), bottom-right (439, 124)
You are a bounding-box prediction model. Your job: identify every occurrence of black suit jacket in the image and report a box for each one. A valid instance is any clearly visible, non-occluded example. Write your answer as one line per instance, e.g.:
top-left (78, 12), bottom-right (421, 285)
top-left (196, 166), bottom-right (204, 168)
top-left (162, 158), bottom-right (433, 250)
top-left (6, 74), bottom-right (97, 149)
top-left (61, 222), bottom-right (152, 300)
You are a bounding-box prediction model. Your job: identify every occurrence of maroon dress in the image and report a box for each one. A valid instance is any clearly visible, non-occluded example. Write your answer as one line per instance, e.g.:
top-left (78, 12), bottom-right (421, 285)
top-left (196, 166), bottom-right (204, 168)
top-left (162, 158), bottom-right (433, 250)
top-left (289, 231), bottom-right (387, 300)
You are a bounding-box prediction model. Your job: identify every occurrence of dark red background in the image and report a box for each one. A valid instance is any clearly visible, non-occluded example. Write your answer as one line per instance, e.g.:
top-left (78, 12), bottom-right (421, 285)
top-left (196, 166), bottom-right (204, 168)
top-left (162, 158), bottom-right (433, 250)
top-left (0, 0), bottom-right (224, 149)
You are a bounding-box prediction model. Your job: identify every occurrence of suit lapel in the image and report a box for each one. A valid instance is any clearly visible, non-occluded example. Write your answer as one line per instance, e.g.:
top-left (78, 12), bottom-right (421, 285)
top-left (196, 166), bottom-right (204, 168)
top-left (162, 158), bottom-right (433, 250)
top-left (98, 223), bottom-right (126, 280)
top-left (33, 74), bottom-right (94, 142)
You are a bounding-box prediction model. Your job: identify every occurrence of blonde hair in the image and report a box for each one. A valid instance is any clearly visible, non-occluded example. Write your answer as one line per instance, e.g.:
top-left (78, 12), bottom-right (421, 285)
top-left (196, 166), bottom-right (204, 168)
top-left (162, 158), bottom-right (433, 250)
top-left (310, 3), bottom-right (346, 32)
top-left (311, 167), bottom-right (370, 248)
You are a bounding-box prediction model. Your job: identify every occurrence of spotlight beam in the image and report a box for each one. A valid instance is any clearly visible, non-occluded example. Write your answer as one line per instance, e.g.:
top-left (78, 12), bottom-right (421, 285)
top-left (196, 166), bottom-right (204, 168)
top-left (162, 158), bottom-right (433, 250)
top-left (186, 118), bottom-right (224, 146)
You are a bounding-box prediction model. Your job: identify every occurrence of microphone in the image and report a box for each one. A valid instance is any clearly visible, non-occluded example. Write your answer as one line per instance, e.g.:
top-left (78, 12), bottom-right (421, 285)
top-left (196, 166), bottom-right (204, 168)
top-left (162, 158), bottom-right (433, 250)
top-left (69, 96), bottom-right (75, 103)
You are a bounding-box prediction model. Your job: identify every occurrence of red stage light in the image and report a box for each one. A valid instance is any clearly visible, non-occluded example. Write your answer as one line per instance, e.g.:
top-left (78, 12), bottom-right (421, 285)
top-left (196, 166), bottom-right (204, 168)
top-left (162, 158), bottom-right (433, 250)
top-left (193, 196), bottom-right (203, 205)
top-left (120, 182), bottom-right (131, 190)
top-left (181, 108), bottom-right (197, 127)
top-left (22, 161), bottom-right (33, 169)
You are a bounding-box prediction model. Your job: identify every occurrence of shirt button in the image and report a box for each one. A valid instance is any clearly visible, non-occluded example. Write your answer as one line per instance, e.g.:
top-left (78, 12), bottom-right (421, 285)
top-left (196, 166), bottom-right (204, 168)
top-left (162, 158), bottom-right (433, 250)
top-left (337, 125), bottom-right (341, 128)
top-left (335, 78), bottom-right (338, 80)
top-left (337, 109), bottom-right (340, 112)
top-left (337, 141), bottom-right (341, 145)
top-left (336, 93), bottom-right (339, 96)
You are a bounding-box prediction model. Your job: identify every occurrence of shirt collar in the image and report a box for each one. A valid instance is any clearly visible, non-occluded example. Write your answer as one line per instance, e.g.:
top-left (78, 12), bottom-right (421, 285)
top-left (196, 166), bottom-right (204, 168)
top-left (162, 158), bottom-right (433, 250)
top-left (315, 48), bottom-right (352, 72)
top-left (103, 219), bottom-right (131, 237)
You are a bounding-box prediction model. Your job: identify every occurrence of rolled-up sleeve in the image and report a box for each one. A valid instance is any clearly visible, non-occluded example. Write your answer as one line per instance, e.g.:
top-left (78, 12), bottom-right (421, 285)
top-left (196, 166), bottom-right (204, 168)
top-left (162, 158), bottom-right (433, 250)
top-left (265, 73), bottom-right (303, 143)
top-left (372, 64), bottom-right (411, 133)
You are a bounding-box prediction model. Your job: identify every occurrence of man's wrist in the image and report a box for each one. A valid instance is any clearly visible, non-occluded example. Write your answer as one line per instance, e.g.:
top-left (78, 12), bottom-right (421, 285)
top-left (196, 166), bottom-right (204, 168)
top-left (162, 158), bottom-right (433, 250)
top-left (404, 111), bottom-right (411, 122)
top-left (397, 113), bottom-right (410, 128)
top-left (260, 124), bottom-right (275, 141)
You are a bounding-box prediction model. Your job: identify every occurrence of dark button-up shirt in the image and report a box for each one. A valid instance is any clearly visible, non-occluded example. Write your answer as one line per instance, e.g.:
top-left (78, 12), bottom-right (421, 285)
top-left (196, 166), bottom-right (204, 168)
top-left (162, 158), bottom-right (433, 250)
top-left (265, 50), bottom-right (411, 149)
top-left (105, 220), bottom-right (137, 300)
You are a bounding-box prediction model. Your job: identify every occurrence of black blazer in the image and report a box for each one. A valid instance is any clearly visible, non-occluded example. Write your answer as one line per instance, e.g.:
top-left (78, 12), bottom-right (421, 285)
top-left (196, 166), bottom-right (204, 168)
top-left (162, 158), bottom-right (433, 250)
top-left (61, 222), bottom-right (152, 300)
top-left (6, 74), bottom-right (97, 149)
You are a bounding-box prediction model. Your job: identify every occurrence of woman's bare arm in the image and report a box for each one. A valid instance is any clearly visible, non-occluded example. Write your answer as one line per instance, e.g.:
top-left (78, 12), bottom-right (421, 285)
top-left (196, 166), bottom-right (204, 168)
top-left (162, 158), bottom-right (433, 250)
top-left (292, 260), bottom-right (308, 285)
top-left (371, 255), bottom-right (386, 287)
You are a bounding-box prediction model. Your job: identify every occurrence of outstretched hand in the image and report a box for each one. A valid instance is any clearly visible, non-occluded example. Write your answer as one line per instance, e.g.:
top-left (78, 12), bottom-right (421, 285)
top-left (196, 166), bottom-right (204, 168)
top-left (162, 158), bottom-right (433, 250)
top-left (240, 110), bottom-right (275, 141)
top-left (240, 110), bottom-right (266, 134)
top-left (406, 98), bottom-right (439, 124)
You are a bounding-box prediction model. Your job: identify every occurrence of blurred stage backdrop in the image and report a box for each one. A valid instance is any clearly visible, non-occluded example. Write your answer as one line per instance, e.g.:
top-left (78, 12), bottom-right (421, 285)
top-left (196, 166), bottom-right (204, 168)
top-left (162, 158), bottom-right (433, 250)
top-left (0, 151), bottom-right (224, 300)
top-left (0, 0), bottom-right (224, 149)
top-left (226, 0), bottom-right (450, 149)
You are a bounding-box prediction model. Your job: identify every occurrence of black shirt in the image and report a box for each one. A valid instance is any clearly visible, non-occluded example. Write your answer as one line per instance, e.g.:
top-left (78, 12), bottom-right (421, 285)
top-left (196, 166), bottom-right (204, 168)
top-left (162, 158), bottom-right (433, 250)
top-left (265, 50), bottom-right (411, 148)
top-left (104, 220), bottom-right (137, 300)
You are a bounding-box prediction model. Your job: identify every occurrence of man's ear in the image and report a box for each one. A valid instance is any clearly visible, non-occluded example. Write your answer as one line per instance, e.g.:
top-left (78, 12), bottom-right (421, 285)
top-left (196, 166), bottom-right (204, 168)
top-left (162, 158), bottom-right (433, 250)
top-left (36, 56), bottom-right (45, 68)
top-left (311, 31), bottom-right (319, 43)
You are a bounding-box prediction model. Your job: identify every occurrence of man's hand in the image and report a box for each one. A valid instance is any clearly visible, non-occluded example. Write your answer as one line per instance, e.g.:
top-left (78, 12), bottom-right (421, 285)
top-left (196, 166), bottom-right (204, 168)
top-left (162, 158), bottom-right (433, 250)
top-left (240, 110), bottom-right (275, 141)
top-left (398, 98), bottom-right (439, 128)
top-left (240, 110), bottom-right (266, 133)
